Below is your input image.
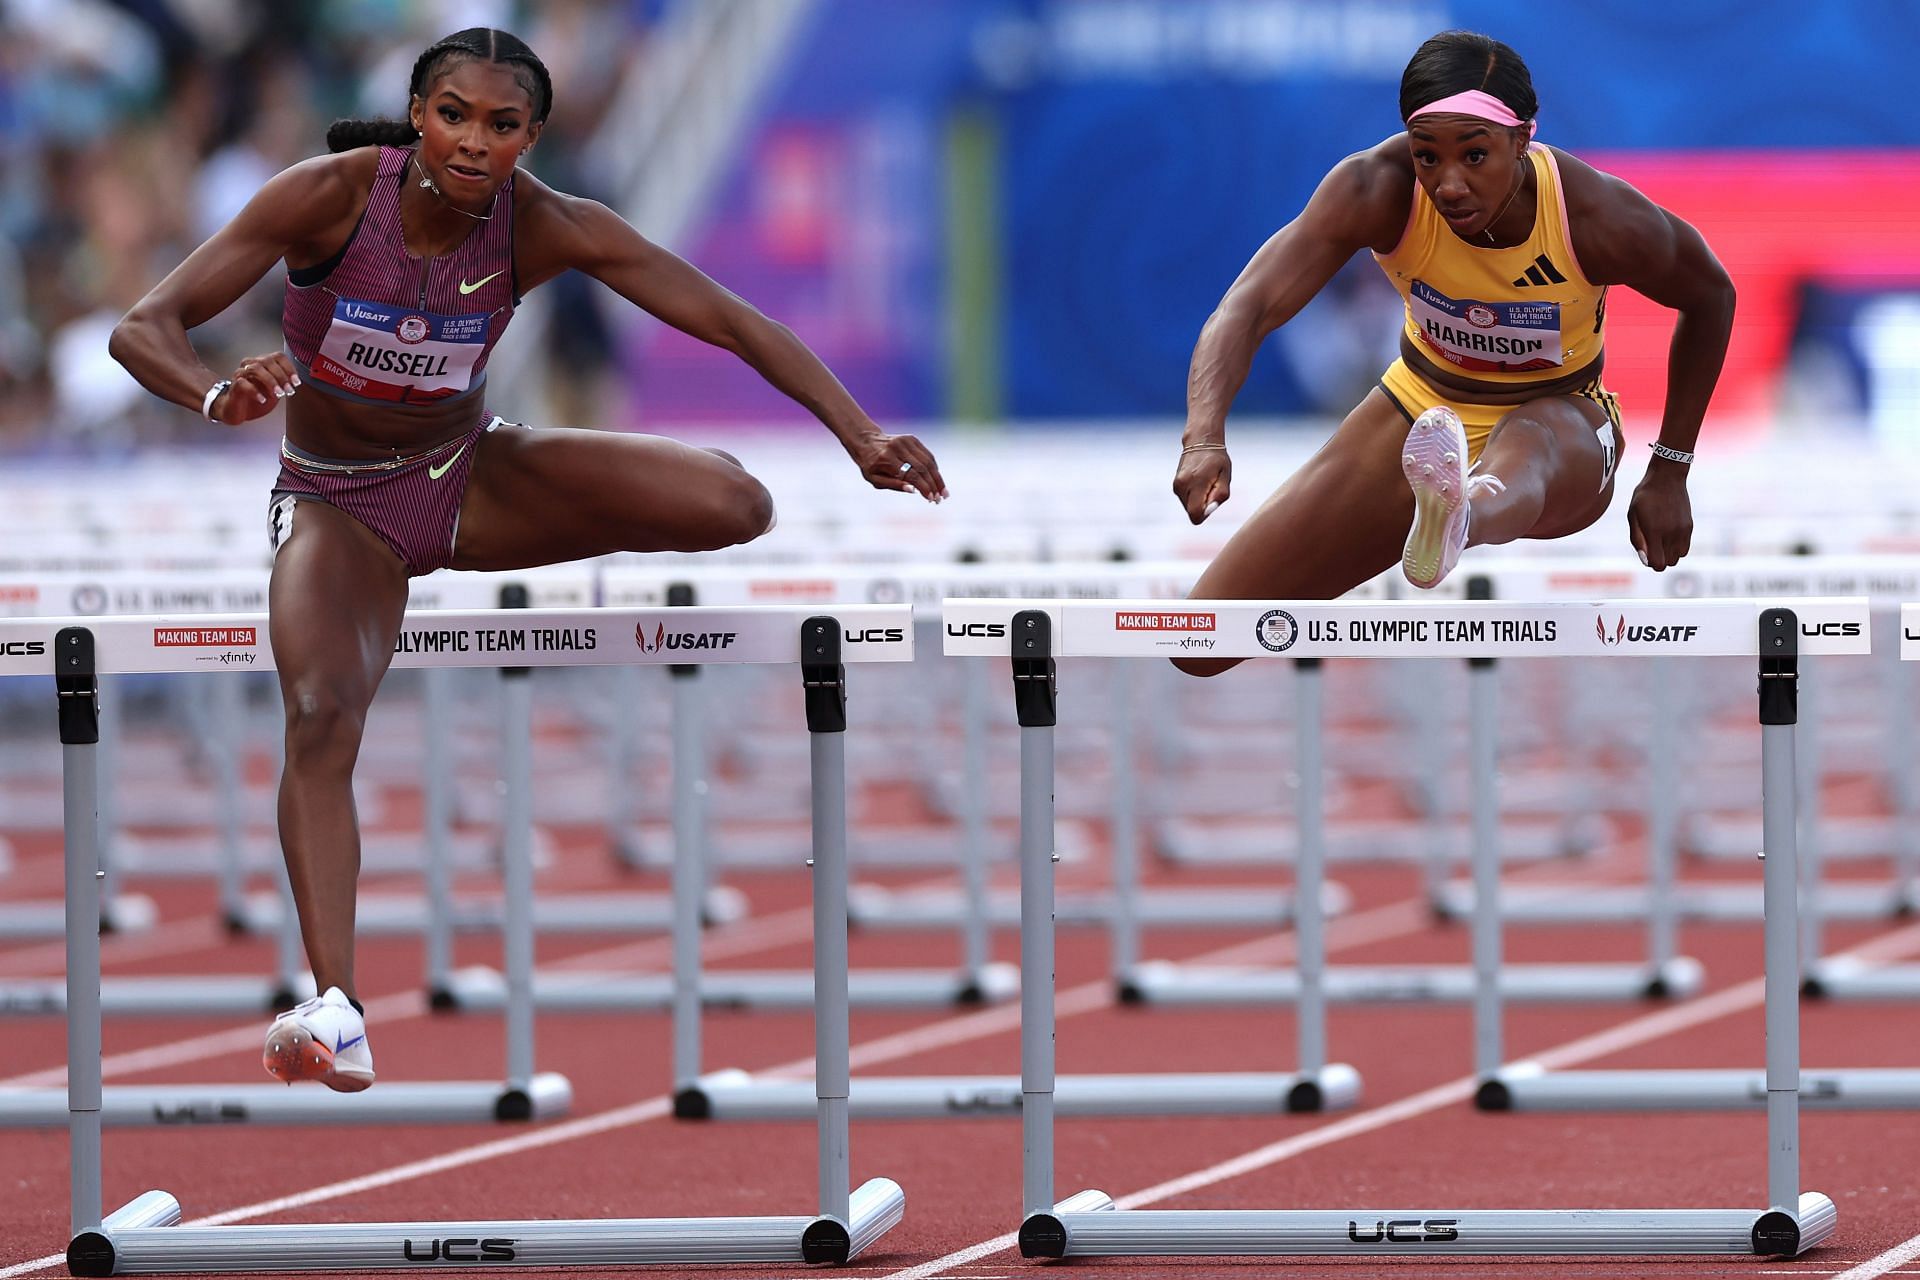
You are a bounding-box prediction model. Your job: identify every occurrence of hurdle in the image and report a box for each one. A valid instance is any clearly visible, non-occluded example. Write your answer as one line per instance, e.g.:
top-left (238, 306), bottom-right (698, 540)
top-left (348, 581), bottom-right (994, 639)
top-left (1429, 558), bottom-right (1920, 931)
top-left (21, 602), bottom-right (905, 1271)
top-left (437, 577), bottom-right (1005, 1016)
top-left (946, 598), bottom-right (1847, 1259)
top-left (1124, 574), bottom-right (1702, 1008)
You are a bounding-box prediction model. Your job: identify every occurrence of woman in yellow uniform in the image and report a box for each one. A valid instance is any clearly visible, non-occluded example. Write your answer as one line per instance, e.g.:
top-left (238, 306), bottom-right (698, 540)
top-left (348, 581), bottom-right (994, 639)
top-left (1172, 29), bottom-right (1731, 673)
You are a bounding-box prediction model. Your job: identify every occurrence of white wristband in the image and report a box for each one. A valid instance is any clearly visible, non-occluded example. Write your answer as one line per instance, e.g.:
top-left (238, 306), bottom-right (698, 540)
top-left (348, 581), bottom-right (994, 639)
top-left (1648, 441), bottom-right (1694, 465)
top-left (201, 379), bottom-right (233, 422)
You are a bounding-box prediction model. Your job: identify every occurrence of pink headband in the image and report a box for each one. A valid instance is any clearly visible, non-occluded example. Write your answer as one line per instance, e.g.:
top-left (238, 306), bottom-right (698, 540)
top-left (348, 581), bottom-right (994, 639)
top-left (1408, 89), bottom-right (1537, 138)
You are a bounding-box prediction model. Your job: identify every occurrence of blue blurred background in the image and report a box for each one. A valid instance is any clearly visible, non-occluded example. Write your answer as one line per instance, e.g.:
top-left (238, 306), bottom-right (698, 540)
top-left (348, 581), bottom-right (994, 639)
top-left (3, 0), bottom-right (1918, 455)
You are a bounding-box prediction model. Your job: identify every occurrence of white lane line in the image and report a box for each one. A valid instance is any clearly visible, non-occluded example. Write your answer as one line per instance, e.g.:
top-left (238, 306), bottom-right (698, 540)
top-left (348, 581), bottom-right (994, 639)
top-left (1830, 1234), bottom-right (1920, 1280)
top-left (876, 919), bottom-right (1920, 1280)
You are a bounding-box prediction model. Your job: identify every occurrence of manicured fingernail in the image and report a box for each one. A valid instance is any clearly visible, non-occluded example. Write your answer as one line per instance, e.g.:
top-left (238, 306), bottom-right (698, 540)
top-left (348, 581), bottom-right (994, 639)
top-left (1637, 548), bottom-right (1649, 566)
top-left (1204, 500), bottom-right (1220, 517)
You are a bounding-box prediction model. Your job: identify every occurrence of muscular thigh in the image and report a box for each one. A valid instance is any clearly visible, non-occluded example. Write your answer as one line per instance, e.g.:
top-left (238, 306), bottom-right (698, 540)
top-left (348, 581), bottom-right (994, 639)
top-left (1486, 394), bottom-right (1622, 541)
top-left (1190, 389), bottom-right (1415, 601)
top-left (269, 499), bottom-right (409, 714)
top-left (451, 425), bottom-right (764, 570)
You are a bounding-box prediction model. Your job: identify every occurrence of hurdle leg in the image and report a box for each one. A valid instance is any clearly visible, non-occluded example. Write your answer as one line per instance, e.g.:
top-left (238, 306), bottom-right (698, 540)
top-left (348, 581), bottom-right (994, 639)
top-left (668, 585), bottom-right (709, 1091)
top-left (210, 673), bottom-right (248, 927)
top-left (802, 619), bottom-right (854, 1244)
top-left (421, 668), bottom-right (456, 1002)
top-left (1108, 658), bottom-right (1140, 982)
top-left (499, 591), bottom-right (536, 1097)
top-left (959, 649), bottom-right (993, 987)
top-left (1468, 649), bottom-right (1505, 1082)
top-left (1292, 658), bottom-right (1328, 1084)
top-left (97, 674), bottom-right (123, 924)
top-left (1759, 610), bottom-right (1805, 1221)
top-left (1013, 612), bottom-right (1058, 1229)
top-left (1645, 657), bottom-right (1681, 978)
top-left (60, 629), bottom-right (105, 1238)
top-left (1795, 667), bottom-right (1824, 982)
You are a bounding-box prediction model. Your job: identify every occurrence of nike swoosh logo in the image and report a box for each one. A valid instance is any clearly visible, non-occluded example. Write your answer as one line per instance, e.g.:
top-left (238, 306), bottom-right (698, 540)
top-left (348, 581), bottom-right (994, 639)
top-left (335, 1032), bottom-right (365, 1053)
top-left (458, 271), bottom-right (504, 295)
top-left (427, 442), bottom-right (469, 480)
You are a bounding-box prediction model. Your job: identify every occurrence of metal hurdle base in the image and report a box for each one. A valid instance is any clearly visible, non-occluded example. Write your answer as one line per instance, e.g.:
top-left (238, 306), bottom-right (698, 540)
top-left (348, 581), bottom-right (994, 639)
top-left (1434, 879), bottom-right (1920, 924)
top-left (0, 894), bottom-right (157, 939)
top-left (436, 962), bottom-right (1019, 1012)
top-left (1805, 954), bottom-right (1920, 999)
top-left (1685, 811), bottom-right (1912, 863)
top-left (847, 883), bottom-right (1349, 931)
top-left (69, 1179), bottom-right (907, 1274)
top-left (113, 827), bottom-right (551, 879)
top-left (0, 1075), bottom-right (572, 1127)
top-left (677, 1065), bottom-right (1362, 1120)
top-left (1481, 1060), bottom-right (1920, 1111)
top-left (1153, 816), bottom-right (1600, 867)
top-left (617, 819), bottom-right (1095, 870)
top-left (1016, 1190), bottom-right (1837, 1258)
top-left (0, 973), bottom-right (317, 1017)
top-left (1119, 957), bottom-right (1704, 1005)
top-left (233, 885), bottom-right (749, 935)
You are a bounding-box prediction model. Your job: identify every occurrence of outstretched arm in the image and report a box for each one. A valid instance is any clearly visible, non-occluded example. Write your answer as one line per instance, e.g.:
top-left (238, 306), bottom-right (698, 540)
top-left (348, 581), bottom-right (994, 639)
top-left (521, 187), bottom-right (946, 502)
top-left (1176, 149), bottom-right (1406, 523)
top-left (109, 155), bottom-right (364, 424)
top-left (1571, 165), bottom-right (1736, 570)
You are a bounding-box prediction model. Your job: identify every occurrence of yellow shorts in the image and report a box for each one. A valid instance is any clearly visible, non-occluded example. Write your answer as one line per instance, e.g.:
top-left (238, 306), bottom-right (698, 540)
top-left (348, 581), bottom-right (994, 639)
top-left (1377, 358), bottom-right (1622, 464)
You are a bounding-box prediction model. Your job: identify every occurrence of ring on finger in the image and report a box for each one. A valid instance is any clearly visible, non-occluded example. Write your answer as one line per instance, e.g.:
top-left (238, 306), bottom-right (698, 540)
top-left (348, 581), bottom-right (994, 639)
top-left (899, 462), bottom-right (912, 474)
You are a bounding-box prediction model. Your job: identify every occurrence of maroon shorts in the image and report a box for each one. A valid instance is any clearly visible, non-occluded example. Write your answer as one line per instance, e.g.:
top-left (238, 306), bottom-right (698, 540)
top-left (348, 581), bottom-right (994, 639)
top-left (269, 415), bottom-right (503, 577)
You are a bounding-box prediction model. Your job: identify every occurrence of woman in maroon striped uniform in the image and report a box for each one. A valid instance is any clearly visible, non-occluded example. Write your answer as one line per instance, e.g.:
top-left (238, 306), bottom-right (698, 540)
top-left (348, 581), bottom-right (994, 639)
top-left (109, 28), bottom-right (947, 1091)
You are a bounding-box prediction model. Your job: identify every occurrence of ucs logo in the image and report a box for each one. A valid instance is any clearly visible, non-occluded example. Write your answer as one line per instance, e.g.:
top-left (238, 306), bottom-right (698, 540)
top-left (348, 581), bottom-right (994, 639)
top-left (1803, 621), bottom-right (1861, 637)
top-left (1348, 1219), bottom-right (1460, 1243)
top-left (845, 627), bottom-right (905, 644)
top-left (946, 622), bottom-right (1007, 639)
top-left (401, 1238), bottom-right (517, 1263)
top-left (0, 640), bottom-right (46, 656)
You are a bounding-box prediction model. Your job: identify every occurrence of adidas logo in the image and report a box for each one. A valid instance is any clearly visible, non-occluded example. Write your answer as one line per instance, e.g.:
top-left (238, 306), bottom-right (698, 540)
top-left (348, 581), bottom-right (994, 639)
top-left (1511, 254), bottom-right (1567, 288)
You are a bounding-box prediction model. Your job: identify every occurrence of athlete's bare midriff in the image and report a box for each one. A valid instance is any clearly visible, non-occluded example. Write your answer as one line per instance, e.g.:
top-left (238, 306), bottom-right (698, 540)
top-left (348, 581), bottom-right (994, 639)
top-left (1399, 332), bottom-right (1603, 404)
top-left (283, 386), bottom-right (486, 461)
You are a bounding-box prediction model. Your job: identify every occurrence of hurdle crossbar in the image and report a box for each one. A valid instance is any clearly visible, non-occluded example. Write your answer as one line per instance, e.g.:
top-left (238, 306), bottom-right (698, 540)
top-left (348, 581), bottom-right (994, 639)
top-left (2, 605), bottom-right (910, 1271)
top-left (943, 597), bottom-right (1858, 1259)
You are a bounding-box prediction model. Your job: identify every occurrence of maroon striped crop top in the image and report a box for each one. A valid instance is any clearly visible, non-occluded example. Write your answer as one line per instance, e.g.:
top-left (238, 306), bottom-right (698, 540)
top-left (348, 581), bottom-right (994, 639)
top-left (281, 146), bottom-right (517, 407)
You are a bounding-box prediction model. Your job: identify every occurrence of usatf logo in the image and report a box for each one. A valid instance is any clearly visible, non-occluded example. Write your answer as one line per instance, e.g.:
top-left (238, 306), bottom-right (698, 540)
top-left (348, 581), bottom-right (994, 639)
top-left (1115, 611), bottom-right (1216, 632)
top-left (634, 622), bottom-right (736, 653)
top-left (154, 627), bottom-right (257, 647)
top-left (1595, 616), bottom-right (1698, 645)
top-left (1255, 609), bottom-right (1298, 653)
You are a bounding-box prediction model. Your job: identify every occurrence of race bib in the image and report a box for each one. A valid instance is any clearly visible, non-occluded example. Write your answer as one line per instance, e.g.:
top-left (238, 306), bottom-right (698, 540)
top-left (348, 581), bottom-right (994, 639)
top-left (310, 298), bottom-right (489, 403)
top-left (1409, 280), bottom-right (1562, 373)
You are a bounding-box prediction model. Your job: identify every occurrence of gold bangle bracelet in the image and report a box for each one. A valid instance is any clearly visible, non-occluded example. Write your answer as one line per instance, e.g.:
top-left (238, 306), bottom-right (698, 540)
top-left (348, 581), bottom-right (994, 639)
top-left (1180, 442), bottom-right (1227, 454)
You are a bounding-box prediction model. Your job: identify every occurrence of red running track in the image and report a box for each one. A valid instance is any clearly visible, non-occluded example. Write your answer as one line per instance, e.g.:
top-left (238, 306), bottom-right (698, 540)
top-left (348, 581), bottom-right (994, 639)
top-left (4, 798), bottom-right (1920, 1279)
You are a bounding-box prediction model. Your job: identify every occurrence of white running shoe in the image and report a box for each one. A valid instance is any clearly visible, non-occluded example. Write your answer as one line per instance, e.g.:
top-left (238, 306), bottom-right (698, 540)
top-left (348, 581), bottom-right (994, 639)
top-left (1400, 406), bottom-right (1504, 590)
top-left (263, 986), bottom-right (374, 1092)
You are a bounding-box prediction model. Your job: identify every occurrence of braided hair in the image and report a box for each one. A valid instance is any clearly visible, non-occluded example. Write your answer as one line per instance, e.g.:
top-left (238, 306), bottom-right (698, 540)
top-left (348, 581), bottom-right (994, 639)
top-left (326, 28), bottom-right (553, 153)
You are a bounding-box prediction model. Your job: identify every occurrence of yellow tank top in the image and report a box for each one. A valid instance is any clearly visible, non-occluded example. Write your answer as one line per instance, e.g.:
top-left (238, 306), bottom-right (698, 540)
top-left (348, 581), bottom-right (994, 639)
top-left (1373, 143), bottom-right (1606, 386)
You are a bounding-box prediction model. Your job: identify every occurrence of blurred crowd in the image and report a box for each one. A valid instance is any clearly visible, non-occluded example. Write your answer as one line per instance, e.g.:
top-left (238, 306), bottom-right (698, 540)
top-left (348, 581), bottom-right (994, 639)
top-left (0, 0), bottom-right (660, 455)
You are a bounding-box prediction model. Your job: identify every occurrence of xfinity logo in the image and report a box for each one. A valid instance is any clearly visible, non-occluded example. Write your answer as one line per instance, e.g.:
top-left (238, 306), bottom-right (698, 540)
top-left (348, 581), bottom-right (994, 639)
top-left (0, 640), bottom-right (46, 656)
top-left (946, 621), bottom-right (1007, 639)
top-left (1348, 1219), bottom-right (1460, 1243)
top-left (401, 1238), bottom-right (517, 1262)
top-left (1595, 616), bottom-right (1698, 645)
top-left (634, 623), bottom-right (736, 654)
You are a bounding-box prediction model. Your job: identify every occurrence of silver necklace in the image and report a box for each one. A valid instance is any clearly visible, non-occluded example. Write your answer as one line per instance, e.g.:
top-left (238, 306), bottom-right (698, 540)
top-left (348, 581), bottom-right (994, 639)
top-left (412, 155), bottom-right (494, 222)
top-left (1481, 166), bottom-right (1526, 245)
